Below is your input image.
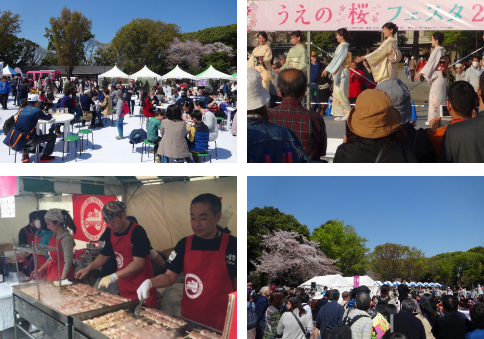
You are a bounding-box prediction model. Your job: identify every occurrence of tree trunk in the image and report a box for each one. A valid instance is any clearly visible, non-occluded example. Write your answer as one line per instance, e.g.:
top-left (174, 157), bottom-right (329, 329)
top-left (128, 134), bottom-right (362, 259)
top-left (412, 31), bottom-right (420, 59)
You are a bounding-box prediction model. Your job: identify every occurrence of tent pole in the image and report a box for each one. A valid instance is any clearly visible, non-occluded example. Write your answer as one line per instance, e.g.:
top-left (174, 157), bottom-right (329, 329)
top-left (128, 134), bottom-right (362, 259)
top-left (306, 31), bottom-right (311, 110)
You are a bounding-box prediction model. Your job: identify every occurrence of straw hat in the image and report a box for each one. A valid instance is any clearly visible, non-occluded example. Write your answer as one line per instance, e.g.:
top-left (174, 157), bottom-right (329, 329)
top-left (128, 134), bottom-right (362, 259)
top-left (348, 89), bottom-right (402, 139)
top-left (247, 68), bottom-right (270, 110)
top-left (311, 51), bottom-right (317, 57)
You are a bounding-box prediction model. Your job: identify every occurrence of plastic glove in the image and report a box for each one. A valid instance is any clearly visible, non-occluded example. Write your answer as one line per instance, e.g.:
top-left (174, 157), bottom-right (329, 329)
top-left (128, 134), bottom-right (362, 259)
top-left (98, 273), bottom-right (118, 289)
top-left (137, 279), bottom-right (152, 300)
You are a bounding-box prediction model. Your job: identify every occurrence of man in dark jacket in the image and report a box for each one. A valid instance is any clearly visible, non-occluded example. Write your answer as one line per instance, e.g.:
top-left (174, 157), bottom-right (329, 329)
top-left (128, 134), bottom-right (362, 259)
top-left (314, 289), bottom-right (344, 339)
top-left (176, 91), bottom-right (194, 113)
top-left (14, 94), bottom-right (56, 163)
top-left (432, 295), bottom-right (475, 339)
top-left (382, 299), bottom-right (425, 339)
top-left (80, 89), bottom-right (97, 128)
top-left (309, 51), bottom-right (324, 113)
top-left (255, 286), bottom-right (270, 339)
top-left (398, 279), bottom-right (410, 303)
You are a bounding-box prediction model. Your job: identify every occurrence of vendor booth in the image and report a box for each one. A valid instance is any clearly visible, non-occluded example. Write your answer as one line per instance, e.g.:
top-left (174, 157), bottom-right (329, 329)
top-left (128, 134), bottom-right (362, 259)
top-left (97, 65), bottom-right (129, 84)
top-left (0, 176), bottom-right (236, 339)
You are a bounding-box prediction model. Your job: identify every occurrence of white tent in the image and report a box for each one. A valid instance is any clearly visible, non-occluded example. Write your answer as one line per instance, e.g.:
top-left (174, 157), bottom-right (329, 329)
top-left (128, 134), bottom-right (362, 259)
top-left (344, 276), bottom-right (379, 296)
top-left (2, 65), bottom-right (17, 76)
top-left (129, 65), bottom-right (161, 80)
top-left (161, 65), bottom-right (196, 80)
top-left (299, 274), bottom-right (354, 301)
top-left (97, 65), bottom-right (128, 78)
top-left (196, 65), bottom-right (233, 80)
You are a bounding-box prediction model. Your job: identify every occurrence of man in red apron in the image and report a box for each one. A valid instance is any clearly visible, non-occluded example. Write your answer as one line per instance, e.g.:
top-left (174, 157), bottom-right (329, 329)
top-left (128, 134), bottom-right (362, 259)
top-left (76, 201), bottom-right (157, 307)
top-left (137, 193), bottom-right (237, 331)
top-left (19, 211), bottom-right (39, 245)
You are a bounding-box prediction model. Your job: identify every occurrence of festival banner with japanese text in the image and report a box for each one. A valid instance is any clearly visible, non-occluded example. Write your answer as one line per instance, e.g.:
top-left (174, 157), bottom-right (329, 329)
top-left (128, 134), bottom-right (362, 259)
top-left (72, 194), bottom-right (116, 243)
top-left (247, 0), bottom-right (484, 31)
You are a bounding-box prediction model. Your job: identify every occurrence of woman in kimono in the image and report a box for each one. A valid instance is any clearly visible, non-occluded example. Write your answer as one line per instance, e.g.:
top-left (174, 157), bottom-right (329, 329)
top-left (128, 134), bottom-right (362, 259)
top-left (355, 22), bottom-right (402, 84)
top-left (322, 28), bottom-right (351, 121)
top-left (415, 32), bottom-right (446, 122)
top-left (275, 30), bottom-right (307, 73)
top-left (247, 31), bottom-right (273, 92)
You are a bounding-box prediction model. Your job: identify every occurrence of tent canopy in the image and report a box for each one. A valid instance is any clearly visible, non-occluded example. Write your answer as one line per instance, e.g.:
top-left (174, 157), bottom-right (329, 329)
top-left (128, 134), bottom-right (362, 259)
top-left (299, 274), bottom-right (353, 291)
top-left (161, 65), bottom-right (196, 80)
top-left (129, 65), bottom-right (161, 79)
top-left (196, 65), bottom-right (233, 80)
top-left (2, 65), bottom-right (17, 76)
top-left (98, 65), bottom-right (128, 78)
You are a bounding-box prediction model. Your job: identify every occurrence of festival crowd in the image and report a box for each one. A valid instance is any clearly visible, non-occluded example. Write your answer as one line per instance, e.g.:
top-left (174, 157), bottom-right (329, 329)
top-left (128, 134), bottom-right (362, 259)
top-left (247, 280), bottom-right (484, 339)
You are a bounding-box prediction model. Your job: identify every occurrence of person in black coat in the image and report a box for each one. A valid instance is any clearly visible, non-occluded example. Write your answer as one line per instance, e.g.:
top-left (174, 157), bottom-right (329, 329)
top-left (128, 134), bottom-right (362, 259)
top-left (382, 299), bottom-right (425, 339)
top-left (397, 279), bottom-right (410, 303)
top-left (432, 295), bottom-right (475, 339)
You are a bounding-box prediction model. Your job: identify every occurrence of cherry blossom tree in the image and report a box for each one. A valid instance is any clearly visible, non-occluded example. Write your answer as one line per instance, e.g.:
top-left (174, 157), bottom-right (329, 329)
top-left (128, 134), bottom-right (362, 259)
top-left (251, 230), bottom-right (339, 285)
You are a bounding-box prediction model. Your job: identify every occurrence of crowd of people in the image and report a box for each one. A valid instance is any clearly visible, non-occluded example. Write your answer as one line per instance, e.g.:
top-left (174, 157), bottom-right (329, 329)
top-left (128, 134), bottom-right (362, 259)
top-left (247, 26), bottom-right (484, 163)
top-left (2, 72), bottom-right (237, 163)
top-left (248, 279), bottom-right (484, 339)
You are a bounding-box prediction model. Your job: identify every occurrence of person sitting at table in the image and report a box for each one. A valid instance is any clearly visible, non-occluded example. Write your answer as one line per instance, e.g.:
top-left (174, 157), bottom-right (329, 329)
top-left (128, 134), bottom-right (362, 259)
top-left (176, 90), bottom-right (194, 113)
top-left (38, 90), bottom-right (47, 102)
top-left (155, 89), bottom-right (165, 103)
top-left (219, 96), bottom-right (232, 116)
top-left (98, 88), bottom-right (113, 124)
top-left (14, 93), bottom-right (57, 163)
top-left (187, 110), bottom-right (210, 163)
top-left (194, 100), bottom-right (218, 143)
top-left (80, 89), bottom-right (97, 128)
top-left (147, 110), bottom-right (165, 161)
top-left (60, 88), bottom-right (82, 122)
top-left (142, 90), bottom-right (157, 118)
top-left (157, 104), bottom-right (192, 163)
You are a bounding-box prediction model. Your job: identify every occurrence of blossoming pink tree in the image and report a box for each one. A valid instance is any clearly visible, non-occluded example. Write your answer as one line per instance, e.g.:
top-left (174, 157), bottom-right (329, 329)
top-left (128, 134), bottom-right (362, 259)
top-left (251, 230), bottom-right (340, 286)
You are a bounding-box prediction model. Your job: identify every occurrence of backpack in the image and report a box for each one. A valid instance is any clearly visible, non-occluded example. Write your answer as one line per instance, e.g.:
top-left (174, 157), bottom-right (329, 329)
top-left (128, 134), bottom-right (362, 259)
top-left (120, 99), bottom-right (129, 117)
top-left (247, 302), bottom-right (257, 330)
top-left (324, 314), bottom-right (369, 339)
top-left (375, 297), bottom-right (389, 315)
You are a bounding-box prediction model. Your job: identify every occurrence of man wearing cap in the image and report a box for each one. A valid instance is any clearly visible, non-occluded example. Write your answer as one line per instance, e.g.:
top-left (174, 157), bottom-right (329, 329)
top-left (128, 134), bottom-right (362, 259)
top-left (309, 51), bottom-right (324, 113)
top-left (409, 56), bottom-right (417, 82)
top-left (75, 201), bottom-right (158, 307)
top-left (13, 93), bottom-right (57, 162)
top-left (136, 193), bottom-right (237, 331)
top-left (454, 64), bottom-right (466, 81)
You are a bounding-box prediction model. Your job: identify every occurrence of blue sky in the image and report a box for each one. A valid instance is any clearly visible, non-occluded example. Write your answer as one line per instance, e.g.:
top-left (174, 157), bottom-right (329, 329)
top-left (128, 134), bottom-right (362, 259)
top-left (247, 177), bottom-right (484, 257)
top-left (6, 1), bottom-right (236, 49)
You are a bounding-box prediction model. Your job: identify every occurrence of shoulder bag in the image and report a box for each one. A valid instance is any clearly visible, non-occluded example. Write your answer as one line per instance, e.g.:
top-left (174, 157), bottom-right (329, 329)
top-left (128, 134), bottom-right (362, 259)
top-left (291, 312), bottom-right (311, 339)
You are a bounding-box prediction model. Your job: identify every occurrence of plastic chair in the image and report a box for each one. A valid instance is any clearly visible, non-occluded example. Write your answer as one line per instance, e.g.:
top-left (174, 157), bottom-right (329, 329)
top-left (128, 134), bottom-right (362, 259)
top-left (77, 129), bottom-right (93, 152)
top-left (141, 139), bottom-right (157, 162)
top-left (190, 150), bottom-right (211, 163)
top-left (14, 145), bottom-right (39, 163)
top-left (211, 140), bottom-right (218, 159)
top-left (216, 116), bottom-right (226, 129)
top-left (63, 135), bottom-right (81, 162)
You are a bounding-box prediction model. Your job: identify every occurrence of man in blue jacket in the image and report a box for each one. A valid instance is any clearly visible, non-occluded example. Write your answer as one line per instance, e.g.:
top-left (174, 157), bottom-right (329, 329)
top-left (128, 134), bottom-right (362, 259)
top-left (0, 76), bottom-right (12, 110)
top-left (15, 94), bottom-right (57, 163)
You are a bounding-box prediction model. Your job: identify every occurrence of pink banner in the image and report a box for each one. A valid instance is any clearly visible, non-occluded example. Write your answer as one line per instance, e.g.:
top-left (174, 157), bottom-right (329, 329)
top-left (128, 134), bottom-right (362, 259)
top-left (354, 276), bottom-right (360, 288)
top-left (0, 177), bottom-right (18, 197)
top-left (247, 0), bottom-right (484, 31)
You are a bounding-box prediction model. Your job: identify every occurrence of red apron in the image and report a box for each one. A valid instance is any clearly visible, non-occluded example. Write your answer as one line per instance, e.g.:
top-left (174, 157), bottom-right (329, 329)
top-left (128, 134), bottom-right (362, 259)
top-left (47, 234), bottom-right (74, 281)
top-left (110, 223), bottom-right (157, 307)
top-left (23, 226), bottom-right (36, 244)
top-left (33, 234), bottom-right (48, 281)
top-left (181, 233), bottom-right (233, 331)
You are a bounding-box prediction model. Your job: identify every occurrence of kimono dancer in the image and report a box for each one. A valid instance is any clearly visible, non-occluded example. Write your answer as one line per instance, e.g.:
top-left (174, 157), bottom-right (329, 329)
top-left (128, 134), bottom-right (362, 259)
top-left (247, 31), bottom-right (273, 92)
top-left (275, 30), bottom-right (307, 73)
top-left (415, 31), bottom-right (446, 122)
top-left (323, 28), bottom-right (352, 121)
top-left (356, 22), bottom-right (402, 84)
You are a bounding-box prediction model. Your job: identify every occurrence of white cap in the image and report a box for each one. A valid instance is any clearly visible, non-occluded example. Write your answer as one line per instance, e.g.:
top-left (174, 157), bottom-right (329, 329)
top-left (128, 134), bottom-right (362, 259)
top-left (28, 93), bottom-right (39, 102)
top-left (247, 68), bottom-right (270, 111)
top-left (411, 56), bottom-right (415, 59)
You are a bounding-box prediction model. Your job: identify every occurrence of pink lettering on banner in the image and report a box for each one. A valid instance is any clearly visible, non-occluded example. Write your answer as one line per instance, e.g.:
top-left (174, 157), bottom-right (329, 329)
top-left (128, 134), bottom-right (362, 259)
top-left (354, 276), bottom-right (360, 288)
top-left (247, 0), bottom-right (482, 31)
top-left (0, 177), bottom-right (18, 198)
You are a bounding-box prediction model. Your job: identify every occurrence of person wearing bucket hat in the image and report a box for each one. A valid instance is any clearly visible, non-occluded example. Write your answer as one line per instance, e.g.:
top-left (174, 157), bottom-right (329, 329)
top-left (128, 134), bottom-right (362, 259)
top-left (377, 78), bottom-right (438, 163)
top-left (454, 63), bottom-right (466, 81)
top-left (247, 68), bottom-right (308, 163)
top-left (75, 200), bottom-right (158, 308)
top-left (333, 89), bottom-right (416, 163)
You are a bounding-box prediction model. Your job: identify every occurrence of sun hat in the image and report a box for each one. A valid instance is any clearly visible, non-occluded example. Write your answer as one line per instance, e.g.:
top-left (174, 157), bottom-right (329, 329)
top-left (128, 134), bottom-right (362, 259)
top-left (313, 292), bottom-right (324, 300)
top-left (348, 89), bottom-right (402, 139)
top-left (247, 68), bottom-right (270, 110)
top-left (311, 51), bottom-right (317, 57)
top-left (455, 63), bottom-right (463, 68)
top-left (28, 93), bottom-right (39, 101)
top-left (376, 78), bottom-right (412, 124)
top-left (45, 208), bottom-right (64, 222)
top-left (411, 56), bottom-right (415, 59)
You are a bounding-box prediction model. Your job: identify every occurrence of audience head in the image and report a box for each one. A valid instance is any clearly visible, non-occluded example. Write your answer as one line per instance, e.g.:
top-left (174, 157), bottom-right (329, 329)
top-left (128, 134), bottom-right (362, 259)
top-left (342, 291), bottom-right (350, 300)
top-left (190, 110), bottom-right (203, 122)
top-left (261, 286), bottom-right (270, 296)
top-left (299, 292), bottom-right (310, 304)
top-left (401, 299), bottom-right (417, 312)
top-left (447, 80), bottom-right (475, 118)
top-left (442, 295), bottom-right (459, 312)
top-left (287, 296), bottom-right (306, 316)
top-left (381, 285), bottom-right (391, 297)
top-left (269, 291), bottom-right (285, 309)
top-left (329, 289), bottom-right (340, 301)
top-left (389, 334), bottom-right (408, 339)
top-left (166, 104), bottom-right (183, 121)
top-left (355, 292), bottom-right (371, 311)
top-left (154, 110), bottom-right (164, 120)
top-left (376, 78), bottom-right (412, 124)
top-left (470, 304), bottom-right (484, 329)
top-left (116, 90), bottom-right (123, 98)
top-left (247, 68), bottom-right (270, 118)
top-left (277, 69), bottom-right (307, 100)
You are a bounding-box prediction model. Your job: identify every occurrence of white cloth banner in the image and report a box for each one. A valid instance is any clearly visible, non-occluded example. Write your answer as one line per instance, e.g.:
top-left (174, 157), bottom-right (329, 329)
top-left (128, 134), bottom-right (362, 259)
top-left (0, 196), bottom-right (15, 218)
top-left (247, 0), bottom-right (483, 31)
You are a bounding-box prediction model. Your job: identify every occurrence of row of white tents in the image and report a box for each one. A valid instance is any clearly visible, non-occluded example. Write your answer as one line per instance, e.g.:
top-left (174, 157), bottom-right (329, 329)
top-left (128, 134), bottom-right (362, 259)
top-left (376, 281), bottom-right (444, 287)
top-left (99, 64), bottom-right (236, 81)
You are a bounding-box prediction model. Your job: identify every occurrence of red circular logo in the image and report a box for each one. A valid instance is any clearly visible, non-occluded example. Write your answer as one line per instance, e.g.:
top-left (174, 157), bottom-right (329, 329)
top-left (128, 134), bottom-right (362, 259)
top-left (80, 197), bottom-right (108, 241)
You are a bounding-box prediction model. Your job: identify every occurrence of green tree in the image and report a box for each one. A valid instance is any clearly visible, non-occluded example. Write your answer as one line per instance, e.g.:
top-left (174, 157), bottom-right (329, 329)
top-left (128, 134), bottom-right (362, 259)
top-left (404, 247), bottom-right (426, 282)
top-left (109, 19), bottom-right (181, 74)
top-left (369, 243), bottom-right (410, 281)
top-left (310, 220), bottom-right (369, 276)
top-left (199, 51), bottom-right (231, 74)
top-left (0, 10), bottom-right (22, 48)
top-left (183, 24), bottom-right (237, 50)
top-left (247, 206), bottom-right (310, 272)
top-left (44, 7), bottom-right (94, 77)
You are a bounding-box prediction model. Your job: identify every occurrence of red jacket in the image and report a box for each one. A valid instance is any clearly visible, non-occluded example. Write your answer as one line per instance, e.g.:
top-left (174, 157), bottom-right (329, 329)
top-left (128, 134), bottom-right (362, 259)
top-left (143, 98), bottom-right (156, 117)
top-left (349, 69), bottom-right (365, 98)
